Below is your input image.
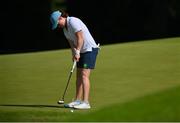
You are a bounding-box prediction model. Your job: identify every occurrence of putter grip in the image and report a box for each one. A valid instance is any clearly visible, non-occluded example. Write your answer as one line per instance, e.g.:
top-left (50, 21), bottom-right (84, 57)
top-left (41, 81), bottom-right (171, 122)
top-left (71, 61), bottom-right (76, 72)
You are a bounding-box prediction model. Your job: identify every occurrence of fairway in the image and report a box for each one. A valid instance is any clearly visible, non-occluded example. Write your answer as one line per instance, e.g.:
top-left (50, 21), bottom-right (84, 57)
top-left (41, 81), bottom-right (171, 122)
top-left (0, 38), bottom-right (180, 121)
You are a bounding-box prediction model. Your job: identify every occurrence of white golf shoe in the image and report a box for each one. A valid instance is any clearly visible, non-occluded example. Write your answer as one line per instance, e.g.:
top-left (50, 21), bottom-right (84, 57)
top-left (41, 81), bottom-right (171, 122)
top-left (64, 100), bottom-right (81, 108)
top-left (73, 102), bottom-right (91, 109)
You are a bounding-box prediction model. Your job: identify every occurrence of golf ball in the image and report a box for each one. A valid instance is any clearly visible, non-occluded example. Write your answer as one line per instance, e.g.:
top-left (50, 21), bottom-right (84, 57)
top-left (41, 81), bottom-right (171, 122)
top-left (70, 109), bottom-right (74, 113)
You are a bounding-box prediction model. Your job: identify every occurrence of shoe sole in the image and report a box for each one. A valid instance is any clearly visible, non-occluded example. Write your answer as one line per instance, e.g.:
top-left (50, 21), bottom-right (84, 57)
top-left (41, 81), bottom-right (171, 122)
top-left (73, 106), bottom-right (91, 109)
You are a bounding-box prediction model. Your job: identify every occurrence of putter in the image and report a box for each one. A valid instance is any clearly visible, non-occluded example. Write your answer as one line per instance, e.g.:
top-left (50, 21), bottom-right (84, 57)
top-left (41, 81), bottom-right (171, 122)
top-left (58, 61), bottom-right (77, 104)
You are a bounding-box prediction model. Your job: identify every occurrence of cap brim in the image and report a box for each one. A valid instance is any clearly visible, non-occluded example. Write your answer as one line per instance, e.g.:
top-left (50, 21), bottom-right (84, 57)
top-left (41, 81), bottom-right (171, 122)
top-left (52, 21), bottom-right (58, 30)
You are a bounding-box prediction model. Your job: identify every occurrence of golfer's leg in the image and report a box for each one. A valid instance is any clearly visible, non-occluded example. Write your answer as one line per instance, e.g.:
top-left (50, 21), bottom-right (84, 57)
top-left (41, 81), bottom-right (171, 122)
top-left (76, 68), bottom-right (83, 100)
top-left (81, 68), bottom-right (91, 102)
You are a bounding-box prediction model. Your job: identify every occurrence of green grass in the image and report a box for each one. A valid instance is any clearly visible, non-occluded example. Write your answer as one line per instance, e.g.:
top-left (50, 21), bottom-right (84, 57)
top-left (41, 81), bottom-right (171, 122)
top-left (0, 37), bottom-right (180, 121)
top-left (68, 86), bottom-right (180, 122)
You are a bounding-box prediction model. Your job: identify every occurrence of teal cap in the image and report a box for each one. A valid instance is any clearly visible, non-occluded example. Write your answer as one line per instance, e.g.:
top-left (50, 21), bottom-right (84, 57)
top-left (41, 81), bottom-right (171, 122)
top-left (50, 11), bottom-right (62, 30)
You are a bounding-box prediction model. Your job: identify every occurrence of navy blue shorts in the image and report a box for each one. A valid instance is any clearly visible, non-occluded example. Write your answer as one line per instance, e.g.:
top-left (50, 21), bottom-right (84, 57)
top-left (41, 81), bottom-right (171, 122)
top-left (77, 48), bottom-right (99, 69)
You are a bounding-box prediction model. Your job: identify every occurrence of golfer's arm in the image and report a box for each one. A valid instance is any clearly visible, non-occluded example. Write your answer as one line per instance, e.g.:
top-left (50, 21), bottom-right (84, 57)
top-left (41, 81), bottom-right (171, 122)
top-left (75, 31), bottom-right (84, 51)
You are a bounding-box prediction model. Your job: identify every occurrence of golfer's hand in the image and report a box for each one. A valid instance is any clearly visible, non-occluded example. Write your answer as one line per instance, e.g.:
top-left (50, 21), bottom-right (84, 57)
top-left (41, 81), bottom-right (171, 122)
top-left (73, 48), bottom-right (80, 62)
top-left (73, 54), bottom-right (80, 62)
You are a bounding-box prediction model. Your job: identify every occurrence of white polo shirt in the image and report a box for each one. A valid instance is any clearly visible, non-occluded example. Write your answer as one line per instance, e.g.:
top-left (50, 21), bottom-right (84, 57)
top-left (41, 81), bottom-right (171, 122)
top-left (63, 17), bottom-right (98, 53)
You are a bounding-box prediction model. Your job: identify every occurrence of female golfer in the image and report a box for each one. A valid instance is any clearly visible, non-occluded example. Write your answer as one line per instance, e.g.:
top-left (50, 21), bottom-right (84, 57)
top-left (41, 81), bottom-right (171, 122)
top-left (50, 10), bottom-right (99, 109)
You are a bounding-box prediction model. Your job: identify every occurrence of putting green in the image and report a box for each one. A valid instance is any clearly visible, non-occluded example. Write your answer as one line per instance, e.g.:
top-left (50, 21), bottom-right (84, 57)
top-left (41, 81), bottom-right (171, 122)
top-left (68, 86), bottom-right (180, 122)
top-left (0, 37), bottom-right (179, 121)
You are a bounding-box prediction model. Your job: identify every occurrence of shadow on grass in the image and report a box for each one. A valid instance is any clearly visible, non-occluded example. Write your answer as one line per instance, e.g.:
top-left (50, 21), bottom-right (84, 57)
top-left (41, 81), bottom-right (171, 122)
top-left (0, 104), bottom-right (64, 108)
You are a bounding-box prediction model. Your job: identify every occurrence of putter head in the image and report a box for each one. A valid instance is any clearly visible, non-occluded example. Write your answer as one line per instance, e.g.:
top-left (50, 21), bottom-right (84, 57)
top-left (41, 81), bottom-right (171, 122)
top-left (57, 100), bottom-right (64, 104)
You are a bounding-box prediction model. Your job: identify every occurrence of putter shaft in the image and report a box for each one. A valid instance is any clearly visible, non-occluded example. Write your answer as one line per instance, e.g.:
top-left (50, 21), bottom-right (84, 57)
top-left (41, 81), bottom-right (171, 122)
top-left (59, 61), bottom-right (76, 103)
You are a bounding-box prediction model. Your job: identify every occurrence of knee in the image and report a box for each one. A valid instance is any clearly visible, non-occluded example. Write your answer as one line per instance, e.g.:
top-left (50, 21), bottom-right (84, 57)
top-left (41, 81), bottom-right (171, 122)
top-left (81, 71), bottom-right (89, 81)
top-left (82, 74), bottom-right (88, 81)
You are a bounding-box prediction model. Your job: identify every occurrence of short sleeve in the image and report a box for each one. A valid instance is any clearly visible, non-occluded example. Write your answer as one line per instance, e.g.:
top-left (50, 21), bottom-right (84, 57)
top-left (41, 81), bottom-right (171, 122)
top-left (69, 18), bottom-right (82, 33)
